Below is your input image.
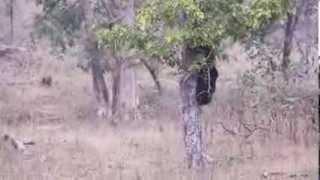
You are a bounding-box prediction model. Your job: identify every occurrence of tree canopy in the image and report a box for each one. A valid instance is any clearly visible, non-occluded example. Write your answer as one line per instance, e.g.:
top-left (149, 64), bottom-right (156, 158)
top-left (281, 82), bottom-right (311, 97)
top-left (97, 0), bottom-right (290, 70)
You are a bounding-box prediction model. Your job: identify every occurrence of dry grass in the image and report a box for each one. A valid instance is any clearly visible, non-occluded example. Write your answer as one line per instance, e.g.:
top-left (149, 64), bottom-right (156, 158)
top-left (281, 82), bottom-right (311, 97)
top-left (0, 45), bottom-right (318, 180)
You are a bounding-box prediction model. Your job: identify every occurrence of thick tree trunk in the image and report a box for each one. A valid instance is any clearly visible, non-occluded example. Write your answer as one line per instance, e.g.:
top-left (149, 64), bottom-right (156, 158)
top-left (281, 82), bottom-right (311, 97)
top-left (180, 73), bottom-right (203, 169)
top-left (109, 0), bottom-right (139, 120)
top-left (108, 56), bottom-right (139, 121)
top-left (120, 61), bottom-right (139, 121)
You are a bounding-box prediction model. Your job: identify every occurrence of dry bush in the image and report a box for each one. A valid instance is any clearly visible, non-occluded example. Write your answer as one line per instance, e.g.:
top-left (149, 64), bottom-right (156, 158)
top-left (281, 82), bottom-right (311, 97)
top-left (201, 42), bottom-right (318, 166)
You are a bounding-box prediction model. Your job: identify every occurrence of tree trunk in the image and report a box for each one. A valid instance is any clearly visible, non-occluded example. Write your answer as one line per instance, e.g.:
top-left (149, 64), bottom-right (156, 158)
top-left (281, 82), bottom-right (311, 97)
top-left (119, 60), bottom-right (139, 121)
top-left (9, 0), bottom-right (14, 43)
top-left (282, 1), bottom-right (304, 79)
top-left (91, 57), bottom-right (110, 112)
top-left (81, 0), bottom-right (139, 121)
top-left (83, 29), bottom-right (110, 117)
top-left (109, 0), bottom-right (139, 120)
top-left (111, 60), bottom-right (121, 116)
top-left (180, 73), bottom-right (203, 169)
top-left (140, 58), bottom-right (162, 94)
top-left (282, 12), bottom-right (297, 76)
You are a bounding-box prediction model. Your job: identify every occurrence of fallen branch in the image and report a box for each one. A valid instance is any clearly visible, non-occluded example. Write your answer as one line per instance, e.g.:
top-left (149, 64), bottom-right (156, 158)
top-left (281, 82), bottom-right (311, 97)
top-left (3, 134), bottom-right (35, 152)
top-left (0, 44), bottom-right (27, 56)
top-left (0, 81), bottom-right (35, 86)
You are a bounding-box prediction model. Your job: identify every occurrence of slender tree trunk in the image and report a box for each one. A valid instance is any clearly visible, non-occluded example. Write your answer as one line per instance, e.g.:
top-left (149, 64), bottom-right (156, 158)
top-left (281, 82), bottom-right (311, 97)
top-left (140, 58), bottom-right (162, 94)
top-left (282, 1), bottom-right (304, 79)
top-left (180, 73), bottom-right (203, 169)
top-left (282, 12), bottom-right (297, 76)
top-left (80, 0), bottom-right (112, 117)
top-left (9, 0), bottom-right (14, 43)
top-left (83, 29), bottom-right (110, 117)
top-left (90, 49), bottom-right (110, 118)
top-left (91, 57), bottom-right (109, 108)
top-left (111, 60), bottom-right (121, 115)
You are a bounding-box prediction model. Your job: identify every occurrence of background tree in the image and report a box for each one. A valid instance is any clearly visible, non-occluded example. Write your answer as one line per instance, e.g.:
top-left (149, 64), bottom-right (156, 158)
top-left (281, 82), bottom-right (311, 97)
top-left (4, 0), bottom-right (16, 43)
top-left (33, 0), bottom-right (161, 120)
top-left (97, 0), bottom-right (290, 168)
top-left (281, 0), bottom-right (317, 80)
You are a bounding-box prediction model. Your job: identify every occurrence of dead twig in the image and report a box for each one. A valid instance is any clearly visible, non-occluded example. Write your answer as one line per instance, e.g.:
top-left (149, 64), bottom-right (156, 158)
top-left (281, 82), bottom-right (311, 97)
top-left (3, 134), bottom-right (35, 152)
top-left (217, 122), bottom-right (237, 136)
top-left (238, 119), bottom-right (268, 138)
top-left (217, 120), bottom-right (268, 139)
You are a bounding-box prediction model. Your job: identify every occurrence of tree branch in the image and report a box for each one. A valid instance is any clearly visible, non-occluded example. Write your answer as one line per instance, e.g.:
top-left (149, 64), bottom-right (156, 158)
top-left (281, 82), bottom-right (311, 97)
top-left (140, 58), bottom-right (162, 94)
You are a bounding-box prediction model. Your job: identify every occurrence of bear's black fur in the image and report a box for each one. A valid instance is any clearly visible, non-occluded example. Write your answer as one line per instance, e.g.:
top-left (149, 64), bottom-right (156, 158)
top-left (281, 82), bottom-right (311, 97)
top-left (195, 65), bottom-right (218, 106)
top-left (187, 45), bottom-right (218, 106)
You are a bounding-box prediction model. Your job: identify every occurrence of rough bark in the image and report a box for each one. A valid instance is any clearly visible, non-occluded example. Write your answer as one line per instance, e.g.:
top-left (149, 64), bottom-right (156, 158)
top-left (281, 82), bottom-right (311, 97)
top-left (180, 73), bottom-right (203, 169)
top-left (178, 45), bottom-right (205, 169)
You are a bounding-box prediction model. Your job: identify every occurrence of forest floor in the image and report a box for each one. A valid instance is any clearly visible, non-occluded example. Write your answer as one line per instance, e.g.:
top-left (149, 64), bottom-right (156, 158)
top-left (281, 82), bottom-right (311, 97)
top-left (0, 120), bottom-right (318, 180)
top-left (0, 45), bottom-right (318, 180)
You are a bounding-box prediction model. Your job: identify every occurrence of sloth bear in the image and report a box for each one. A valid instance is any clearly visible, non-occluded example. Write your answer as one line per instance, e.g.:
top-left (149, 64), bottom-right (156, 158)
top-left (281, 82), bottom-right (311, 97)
top-left (189, 46), bottom-right (219, 106)
top-left (196, 65), bottom-right (218, 106)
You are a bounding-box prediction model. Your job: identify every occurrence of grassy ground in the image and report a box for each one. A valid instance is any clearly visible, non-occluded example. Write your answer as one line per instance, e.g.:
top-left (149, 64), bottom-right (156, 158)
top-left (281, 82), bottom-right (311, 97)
top-left (0, 45), bottom-right (318, 180)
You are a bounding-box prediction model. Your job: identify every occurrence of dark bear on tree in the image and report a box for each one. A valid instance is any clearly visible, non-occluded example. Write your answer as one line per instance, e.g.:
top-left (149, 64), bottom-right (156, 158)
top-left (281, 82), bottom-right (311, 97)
top-left (196, 66), bottom-right (218, 105)
top-left (189, 46), bottom-right (219, 106)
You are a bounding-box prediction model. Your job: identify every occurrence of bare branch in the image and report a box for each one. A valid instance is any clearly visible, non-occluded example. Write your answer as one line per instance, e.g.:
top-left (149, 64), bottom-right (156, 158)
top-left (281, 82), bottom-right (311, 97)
top-left (140, 58), bottom-right (162, 94)
top-left (217, 122), bottom-right (237, 136)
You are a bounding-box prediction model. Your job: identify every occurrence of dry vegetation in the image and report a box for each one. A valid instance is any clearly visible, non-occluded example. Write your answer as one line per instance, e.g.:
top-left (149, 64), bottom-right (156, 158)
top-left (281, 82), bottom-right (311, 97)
top-left (0, 41), bottom-right (318, 180)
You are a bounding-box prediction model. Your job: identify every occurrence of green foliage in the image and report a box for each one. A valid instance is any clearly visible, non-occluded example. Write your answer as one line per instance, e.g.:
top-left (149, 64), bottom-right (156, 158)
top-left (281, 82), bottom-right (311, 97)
top-left (97, 0), bottom-right (289, 70)
top-left (35, 0), bottom-right (289, 69)
top-left (248, 0), bottom-right (289, 29)
top-left (97, 24), bottom-right (170, 58)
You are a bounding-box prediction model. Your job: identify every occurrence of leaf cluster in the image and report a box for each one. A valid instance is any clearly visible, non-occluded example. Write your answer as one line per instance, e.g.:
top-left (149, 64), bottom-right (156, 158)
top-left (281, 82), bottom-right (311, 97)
top-left (97, 0), bottom-right (289, 68)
